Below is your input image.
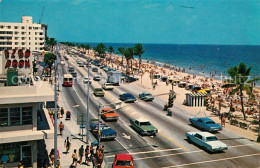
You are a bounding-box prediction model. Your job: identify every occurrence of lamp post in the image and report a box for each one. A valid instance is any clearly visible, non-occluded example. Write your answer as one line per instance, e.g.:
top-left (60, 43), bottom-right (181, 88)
top-left (86, 57), bottom-right (90, 144)
top-left (54, 59), bottom-right (58, 167)
top-left (257, 101), bottom-right (260, 142)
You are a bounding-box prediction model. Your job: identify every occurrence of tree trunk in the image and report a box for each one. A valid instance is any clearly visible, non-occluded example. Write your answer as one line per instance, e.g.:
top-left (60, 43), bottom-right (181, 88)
top-left (138, 55), bottom-right (142, 73)
top-left (126, 59), bottom-right (128, 74)
top-left (240, 85), bottom-right (246, 120)
top-left (131, 59), bottom-right (133, 75)
top-left (121, 56), bottom-right (124, 70)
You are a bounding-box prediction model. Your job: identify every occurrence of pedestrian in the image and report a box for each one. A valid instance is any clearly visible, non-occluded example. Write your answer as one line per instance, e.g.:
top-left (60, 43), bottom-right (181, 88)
top-left (71, 149), bottom-right (78, 168)
top-left (78, 145), bottom-right (84, 165)
top-left (98, 149), bottom-right (104, 168)
top-left (59, 122), bottom-right (64, 137)
top-left (18, 160), bottom-right (24, 168)
top-left (91, 155), bottom-right (96, 168)
top-left (221, 115), bottom-right (226, 128)
top-left (57, 160), bottom-right (61, 168)
top-left (60, 107), bottom-right (64, 118)
top-left (85, 145), bottom-right (90, 166)
top-left (49, 149), bottom-right (55, 166)
top-left (64, 137), bottom-right (71, 154)
top-left (90, 143), bottom-right (94, 158)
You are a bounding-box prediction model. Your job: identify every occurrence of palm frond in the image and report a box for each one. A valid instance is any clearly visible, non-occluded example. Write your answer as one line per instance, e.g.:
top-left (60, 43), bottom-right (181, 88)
top-left (222, 83), bottom-right (237, 88)
top-left (229, 86), bottom-right (240, 95)
top-left (243, 85), bottom-right (254, 98)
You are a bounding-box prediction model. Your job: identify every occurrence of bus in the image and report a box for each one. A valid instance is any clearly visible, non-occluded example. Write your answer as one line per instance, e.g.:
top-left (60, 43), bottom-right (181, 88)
top-left (63, 74), bottom-right (73, 87)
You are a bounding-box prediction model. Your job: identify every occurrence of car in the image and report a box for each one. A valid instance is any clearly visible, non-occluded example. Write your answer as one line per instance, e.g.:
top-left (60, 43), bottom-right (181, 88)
top-left (92, 67), bottom-right (98, 72)
top-left (93, 75), bottom-right (101, 81)
top-left (68, 66), bottom-right (75, 72)
top-left (102, 83), bottom-right (114, 90)
top-left (94, 88), bottom-right (104, 96)
top-left (125, 76), bottom-right (138, 83)
top-left (83, 77), bottom-right (92, 84)
top-left (90, 123), bottom-right (117, 140)
top-left (112, 154), bottom-right (134, 168)
top-left (85, 62), bottom-right (92, 67)
top-left (189, 117), bottom-right (222, 132)
top-left (130, 119), bottom-right (158, 136)
top-left (139, 92), bottom-right (154, 101)
top-left (71, 72), bottom-right (77, 77)
top-left (60, 61), bottom-right (65, 65)
top-left (100, 65), bottom-right (108, 69)
top-left (79, 62), bottom-right (84, 67)
top-left (119, 93), bottom-right (136, 103)
top-left (76, 60), bottom-right (81, 64)
top-left (101, 108), bottom-right (119, 121)
top-left (185, 132), bottom-right (228, 153)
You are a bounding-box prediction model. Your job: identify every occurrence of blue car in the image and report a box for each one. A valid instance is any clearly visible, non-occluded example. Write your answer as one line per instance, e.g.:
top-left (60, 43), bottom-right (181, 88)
top-left (119, 93), bottom-right (137, 103)
top-left (189, 117), bottom-right (222, 132)
top-left (90, 123), bottom-right (117, 140)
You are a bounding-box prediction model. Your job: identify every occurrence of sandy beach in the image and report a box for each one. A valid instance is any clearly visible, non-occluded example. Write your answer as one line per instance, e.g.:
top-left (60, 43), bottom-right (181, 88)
top-left (85, 49), bottom-right (260, 141)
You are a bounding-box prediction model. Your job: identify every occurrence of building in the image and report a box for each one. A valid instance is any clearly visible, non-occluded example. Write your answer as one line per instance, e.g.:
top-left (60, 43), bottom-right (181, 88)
top-left (0, 49), bottom-right (54, 167)
top-left (0, 16), bottom-right (45, 51)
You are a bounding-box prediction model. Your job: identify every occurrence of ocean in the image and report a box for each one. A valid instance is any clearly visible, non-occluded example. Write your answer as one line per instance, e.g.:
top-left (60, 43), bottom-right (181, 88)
top-left (81, 43), bottom-right (260, 85)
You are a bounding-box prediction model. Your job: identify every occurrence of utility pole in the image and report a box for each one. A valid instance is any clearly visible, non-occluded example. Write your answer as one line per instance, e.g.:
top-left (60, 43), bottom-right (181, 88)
top-left (86, 57), bottom-right (90, 144)
top-left (98, 104), bottom-right (101, 147)
top-left (257, 100), bottom-right (260, 142)
top-left (54, 57), bottom-right (58, 167)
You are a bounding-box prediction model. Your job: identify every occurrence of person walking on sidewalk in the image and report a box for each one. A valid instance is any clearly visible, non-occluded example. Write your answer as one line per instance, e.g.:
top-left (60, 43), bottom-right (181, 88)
top-left (90, 143), bottom-right (94, 158)
top-left (221, 115), bottom-right (226, 128)
top-left (49, 149), bottom-right (55, 166)
top-left (59, 122), bottom-right (64, 137)
top-left (60, 107), bottom-right (64, 118)
top-left (71, 149), bottom-right (78, 168)
top-left (78, 145), bottom-right (84, 165)
top-left (85, 145), bottom-right (90, 166)
top-left (64, 137), bottom-right (71, 154)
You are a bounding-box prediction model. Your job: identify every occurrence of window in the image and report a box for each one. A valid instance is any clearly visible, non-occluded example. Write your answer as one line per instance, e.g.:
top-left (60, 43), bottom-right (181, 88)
top-left (15, 31), bottom-right (19, 34)
top-left (21, 26), bottom-right (25, 29)
top-left (0, 25), bottom-right (3, 28)
top-left (15, 42), bottom-right (19, 45)
top-left (195, 134), bottom-right (203, 140)
top-left (29, 37), bottom-right (30, 40)
top-left (10, 107), bottom-right (20, 126)
top-left (0, 108), bottom-right (8, 127)
top-left (29, 32), bottom-right (31, 35)
top-left (22, 37), bottom-right (25, 40)
top-left (29, 27), bottom-right (32, 30)
top-left (15, 37), bottom-right (19, 40)
top-left (35, 42), bottom-right (37, 45)
top-left (21, 32), bottom-right (25, 35)
top-left (35, 37), bottom-right (37, 40)
top-left (8, 26), bottom-right (11, 29)
top-left (29, 42), bottom-right (31, 45)
top-left (22, 42), bottom-right (25, 45)
top-left (35, 32), bottom-right (37, 35)
top-left (22, 107), bottom-right (32, 125)
top-left (14, 26), bottom-right (18, 29)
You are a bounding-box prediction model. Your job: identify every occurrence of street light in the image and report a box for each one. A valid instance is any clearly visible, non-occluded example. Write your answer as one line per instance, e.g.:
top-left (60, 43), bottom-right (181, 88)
top-left (86, 57), bottom-right (90, 144)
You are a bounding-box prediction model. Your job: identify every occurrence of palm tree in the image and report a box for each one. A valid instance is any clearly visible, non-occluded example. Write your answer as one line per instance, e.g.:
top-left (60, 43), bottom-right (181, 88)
top-left (222, 63), bottom-right (259, 120)
top-left (108, 46), bottom-right (115, 67)
top-left (134, 43), bottom-right (145, 73)
top-left (117, 47), bottom-right (125, 70)
top-left (124, 47), bottom-right (134, 75)
top-left (43, 53), bottom-right (56, 77)
top-left (85, 44), bottom-right (91, 54)
top-left (96, 43), bottom-right (106, 57)
top-left (45, 37), bottom-right (57, 52)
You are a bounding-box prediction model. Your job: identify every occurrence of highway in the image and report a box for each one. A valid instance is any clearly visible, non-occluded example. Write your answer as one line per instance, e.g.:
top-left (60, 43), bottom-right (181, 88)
top-left (56, 45), bottom-right (260, 168)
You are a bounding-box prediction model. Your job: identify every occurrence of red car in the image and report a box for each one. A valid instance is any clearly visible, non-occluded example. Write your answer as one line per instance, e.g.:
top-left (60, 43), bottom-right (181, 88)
top-left (112, 154), bottom-right (134, 168)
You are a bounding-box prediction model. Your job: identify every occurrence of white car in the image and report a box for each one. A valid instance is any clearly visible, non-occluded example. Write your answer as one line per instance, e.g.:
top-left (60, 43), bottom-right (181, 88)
top-left (102, 83), bottom-right (114, 90)
top-left (186, 132), bottom-right (228, 153)
top-left (83, 77), bottom-right (92, 84)
top-left (93, 75), bottom-right (101, 81)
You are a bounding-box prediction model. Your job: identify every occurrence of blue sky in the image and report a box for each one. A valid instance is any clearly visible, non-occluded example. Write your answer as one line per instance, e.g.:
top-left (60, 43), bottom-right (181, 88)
top-left (0, 0), bottom-right (259, 45)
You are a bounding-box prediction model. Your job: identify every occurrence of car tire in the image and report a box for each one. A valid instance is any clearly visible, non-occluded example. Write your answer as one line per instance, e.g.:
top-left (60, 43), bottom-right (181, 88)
top-left (187, 137), bottom-right (191, 143)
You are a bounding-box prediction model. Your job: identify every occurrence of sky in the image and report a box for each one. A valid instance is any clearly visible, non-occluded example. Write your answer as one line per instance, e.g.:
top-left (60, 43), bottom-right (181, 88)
top-left (0, 0), bottom-right (260, 45)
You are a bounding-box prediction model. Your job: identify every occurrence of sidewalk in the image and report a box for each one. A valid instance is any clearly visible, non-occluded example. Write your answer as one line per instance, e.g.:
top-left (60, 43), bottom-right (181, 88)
top-left (44, 86), bottom-right (105, 168)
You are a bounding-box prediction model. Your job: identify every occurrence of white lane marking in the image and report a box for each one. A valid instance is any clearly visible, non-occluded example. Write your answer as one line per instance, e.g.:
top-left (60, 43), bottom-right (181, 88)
top-left (105, 147), bottom-right (182, 158)
top-left (73, 105), bottom-right (80, 107)
top-left (115, 138), bottom-right (131, 154)
top-left (132, 143), bottom-right (257, 161)
top-left (162, 153), bottom-right (260, 168)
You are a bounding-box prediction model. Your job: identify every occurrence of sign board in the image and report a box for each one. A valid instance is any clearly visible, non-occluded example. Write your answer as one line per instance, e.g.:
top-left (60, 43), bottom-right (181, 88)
top-left (77, 113), bottom-right (87, 125)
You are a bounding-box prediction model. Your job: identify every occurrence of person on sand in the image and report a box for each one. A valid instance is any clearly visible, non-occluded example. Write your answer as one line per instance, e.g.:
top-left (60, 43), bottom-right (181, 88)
top-left (64, 137), bottom-right (71, 154)
top-left (60, 107), bottom-right (64, 118)
top-left (221, 115), bottom-right (226, 128)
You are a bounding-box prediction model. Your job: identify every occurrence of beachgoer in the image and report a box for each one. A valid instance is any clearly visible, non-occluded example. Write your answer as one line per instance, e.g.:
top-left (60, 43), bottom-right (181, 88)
top-left (57, 160), bottom-right (61, 168)
top-left (221, 115), bottom-right (226, 128)
top-left (91, 154), bottom-right (96, 168)
top-left (85, 145), bottom-right (90, 166)
top-left (98, 149), bottom-right (104, 168)
top-left (64, 137), bottom-right (71, 154)
top-left (59, 122), bottom-right (64, 136)
top-left (78, 145), bottom-right (84, 164)
top-left (71, 149), bottom-right (78, 168)
top-left (60, 107), bottom-right (64, 118)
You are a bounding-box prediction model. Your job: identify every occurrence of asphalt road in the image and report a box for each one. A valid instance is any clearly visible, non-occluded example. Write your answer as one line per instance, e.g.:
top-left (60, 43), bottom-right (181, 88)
top-left (56, 45), bottom-right (260, 168)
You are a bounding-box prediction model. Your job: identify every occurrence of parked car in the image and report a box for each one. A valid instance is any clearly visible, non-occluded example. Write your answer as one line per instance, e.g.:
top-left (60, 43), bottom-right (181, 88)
top-left (102, 83), bottom-right (114, 90)
top-left (71, 72), bottom-right (77, 77)
top-left (92, 67), bottom-right (98, 72)
top-left (119, 93), bottom-right (136, 103)
top-left (100, 65), bottom-right (108, 69)
top-left (112, 154), bottom-right (134, 168)
top-left (185, 131), bottom-right (228, 153)
top-left (191, 85), bottom-right (201, 92)
top-left (93, 75), bottom-right (101, 81)
top-left (76, 60), bottom-right (81, 64)
top-left (90, 123), bottom-right (117, 140)
top-left (101, 108), bottom-right (119, 121)
top-left (130, 119), bottom-right (158, 136)
top-left (83, 77), bottom-right (92, 84)
top-left (139, 92), bottom-right (154, 101)
top-left (94, 88), bottom-right (104, 96)
top-left (189, 117), bottom-right (222, 132)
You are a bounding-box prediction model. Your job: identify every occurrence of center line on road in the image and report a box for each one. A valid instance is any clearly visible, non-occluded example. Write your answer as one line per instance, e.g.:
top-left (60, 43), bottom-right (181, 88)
top-left (161, 153), bottom-right (260, 168)
top-left (159, 132), bottom-right (187, 151)
top-left (105, 147), bottom-right (182, 158)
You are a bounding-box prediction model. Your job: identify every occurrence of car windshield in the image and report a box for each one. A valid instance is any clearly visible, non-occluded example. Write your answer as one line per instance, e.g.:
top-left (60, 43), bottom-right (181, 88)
top-left (145, 93), bottom-right (152, 96)
top-left (84, 78), bottom-right (90, 80)
top-left (206, 121), bottom-right (215, 124)
top-left (96, 88), bottom-right (102, 91)
top-left (140, 122), bottom-right (151, 126)
top-left (115, 160), bottom-right (133, 166)
top-left (206, 136), bottom-right (218, 141)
